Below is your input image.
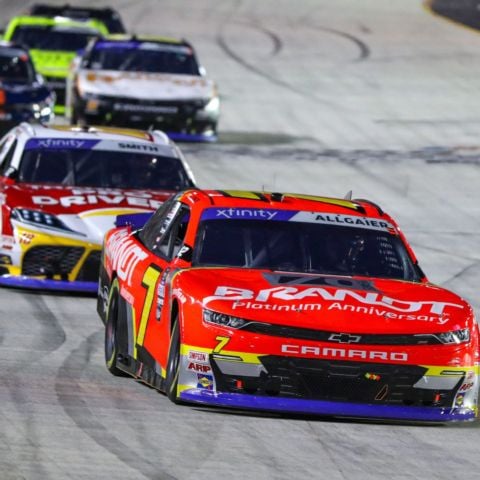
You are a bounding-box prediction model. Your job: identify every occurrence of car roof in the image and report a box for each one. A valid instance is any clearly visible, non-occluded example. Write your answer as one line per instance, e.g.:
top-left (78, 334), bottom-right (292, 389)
top-left (5, 15), bottom-right (108, 35)
top-left (28, 4), bottom-right (126, 33)
top-left (178, 189), bottom-right (389, 220)
top-left (99, 34), bottom-right (190, 47)
top-left (0, 41), bottom-right (29, 55)
top-left (14, 123), bottom-right (174, 146)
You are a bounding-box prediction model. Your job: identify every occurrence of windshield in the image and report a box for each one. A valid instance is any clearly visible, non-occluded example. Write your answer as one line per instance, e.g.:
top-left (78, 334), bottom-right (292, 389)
top-left (0, 52), bottom-right (35, 82)
top-left (193, 216), bottom-right (420, 281)
top-left (18, 148), bottom-right (194, 190)
top-left (86, 43), bottom-right (200, 75)
top-left (11, 26), bottom-right (97, 51)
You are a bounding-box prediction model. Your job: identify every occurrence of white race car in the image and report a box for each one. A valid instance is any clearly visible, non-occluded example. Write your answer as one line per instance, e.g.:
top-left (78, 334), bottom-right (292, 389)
top-left (0, 122), bottom-right (195, 292)
top-left (66, 35), bottom-right (220, 142)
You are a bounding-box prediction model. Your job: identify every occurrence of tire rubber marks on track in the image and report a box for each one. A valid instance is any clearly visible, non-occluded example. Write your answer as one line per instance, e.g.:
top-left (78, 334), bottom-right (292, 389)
top-left (55, 330), bottom-right (178, 480)
top-left (217, 21), bottom-right (369, 105)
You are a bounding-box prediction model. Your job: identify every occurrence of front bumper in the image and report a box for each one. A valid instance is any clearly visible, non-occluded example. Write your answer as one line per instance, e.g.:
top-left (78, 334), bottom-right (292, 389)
top-left (0, 274), bottom-right (97, 293)
top-left (44, 76), bottom-right (66, 114)
top-left (179, 389), bottom-right (477, 422)
top-left (177, 345), bottom-right (478, 422)
top-left (0, 104), bottom-right (53, 129)
top-left (76, 95), bottom-right (218, 141)
top-left (0, 241), bottom-right (102, 293)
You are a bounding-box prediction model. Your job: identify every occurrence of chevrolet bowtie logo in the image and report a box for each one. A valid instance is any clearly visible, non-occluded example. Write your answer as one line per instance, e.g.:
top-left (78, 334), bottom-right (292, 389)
top-left (328, 333), bottom-right (362, 344)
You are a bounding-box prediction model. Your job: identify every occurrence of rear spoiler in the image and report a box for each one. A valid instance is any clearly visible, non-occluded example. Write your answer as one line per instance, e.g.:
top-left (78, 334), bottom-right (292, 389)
top-left (115, 212), bottom-right (153, 229)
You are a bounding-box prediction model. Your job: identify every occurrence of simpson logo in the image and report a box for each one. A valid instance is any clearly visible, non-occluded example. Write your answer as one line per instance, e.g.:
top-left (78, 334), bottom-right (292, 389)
top-left (188, 350), bottom-right (209, 363)
top-left (204, 286), bottom-right (464, 315)
top-left (282, 344), bottom-right (408, 362)
top-left (107, 230), bottom-right (148, 286)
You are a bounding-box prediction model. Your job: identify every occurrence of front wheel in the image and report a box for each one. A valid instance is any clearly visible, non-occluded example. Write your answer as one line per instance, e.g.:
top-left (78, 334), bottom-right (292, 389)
top-left (105, 279), bottom-right (127, 377)
top-left (165, 318), bottom-right (182, 403)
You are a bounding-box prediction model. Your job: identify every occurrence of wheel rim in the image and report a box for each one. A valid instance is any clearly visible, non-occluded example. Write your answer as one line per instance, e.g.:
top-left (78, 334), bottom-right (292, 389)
top-left (105, 293), bottom-right (118, 367)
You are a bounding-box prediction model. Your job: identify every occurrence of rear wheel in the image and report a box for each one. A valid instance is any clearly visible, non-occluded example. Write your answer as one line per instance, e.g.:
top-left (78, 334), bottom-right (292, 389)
top-left (165, 317), bottom-right (182, 403)
top-left (105, 279), bottom-right (127, 377)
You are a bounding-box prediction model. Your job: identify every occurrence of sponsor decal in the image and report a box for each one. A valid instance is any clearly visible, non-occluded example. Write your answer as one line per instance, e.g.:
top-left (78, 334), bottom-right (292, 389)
top-left (25, 139), bottom-right (99, 150)
top-left (94, 41), bottom-right (192, 55)
top-left (291, 212), bottom-right (394, 232)
top-left (177, 244), bottom-right (192, 261)
top-left (107, 230), bottom-right (148, 286)
top-left (188, 350), bottom-right (209, 363)
top-left (328, 333), bottom-right (361, 344)
top-left (188, 362), bottom-right (212, 373)
top-left (113, 103), bottom-right (178, 114)
top-left (156, 268), bottom-right (168, 320)
top-left (204, 286), bottom-right (464, 317)
top-left (459, 382), bottom-right (475, 392)
top-left (117, 142), bottom-right (164, 153)
top-left (0, 254), bottom-right (12, 265)
top-left (202, 208), bottom-right (293, 221)
top-left (200, 209), bottom-right (395, 232)
top-left (32, 194), bottom-right (162, 209)
top-left (197, 374), bottom-right (214, 390)
top-left (281, 344), bottom-right (408, 362)
top-left (18, 232), bottom-right (35, 245)
top-left (232, 301), bottom-right (321, 312)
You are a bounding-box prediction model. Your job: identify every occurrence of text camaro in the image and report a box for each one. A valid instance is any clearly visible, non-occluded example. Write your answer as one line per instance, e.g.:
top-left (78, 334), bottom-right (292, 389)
top-left (98, 189), bottom-right (479, 422)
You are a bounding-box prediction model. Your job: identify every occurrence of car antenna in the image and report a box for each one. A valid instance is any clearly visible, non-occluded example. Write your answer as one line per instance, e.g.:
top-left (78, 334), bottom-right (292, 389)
top-left (344, 190), bottom-right (353, 200)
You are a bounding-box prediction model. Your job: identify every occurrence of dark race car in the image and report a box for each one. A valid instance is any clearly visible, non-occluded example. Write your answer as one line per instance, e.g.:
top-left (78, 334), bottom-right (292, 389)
top-left (67, 35), bottom-right (220, 142)
top-left (0, 42), bottom-right (54, 132)
top-left (3, 16), bottom-right (107, 115)
top-left (28, 3), bottom-right (126, 34)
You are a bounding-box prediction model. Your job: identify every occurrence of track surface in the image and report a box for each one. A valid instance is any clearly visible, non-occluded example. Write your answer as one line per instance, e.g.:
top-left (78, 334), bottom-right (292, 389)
top-left (1, 1), bottom-right (480, 479)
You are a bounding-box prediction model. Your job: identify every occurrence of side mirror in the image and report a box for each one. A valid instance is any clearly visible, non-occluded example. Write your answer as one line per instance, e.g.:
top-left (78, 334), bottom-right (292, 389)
top-left (5, 166), bottom-right (18, 180)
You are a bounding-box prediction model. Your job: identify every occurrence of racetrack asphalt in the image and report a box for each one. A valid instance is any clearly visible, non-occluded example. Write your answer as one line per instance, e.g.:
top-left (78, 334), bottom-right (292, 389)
top-left (0, 1), bottom-right (480, 479)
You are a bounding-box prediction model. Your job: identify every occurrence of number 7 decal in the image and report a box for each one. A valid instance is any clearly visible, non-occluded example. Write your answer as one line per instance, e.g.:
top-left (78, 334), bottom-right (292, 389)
top-left (136, 265), bottom-right (162, 349)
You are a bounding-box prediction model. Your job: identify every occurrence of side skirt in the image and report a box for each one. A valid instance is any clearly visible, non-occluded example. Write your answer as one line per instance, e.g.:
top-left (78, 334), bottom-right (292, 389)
top-left (114, 352), bottom-right (166, 392)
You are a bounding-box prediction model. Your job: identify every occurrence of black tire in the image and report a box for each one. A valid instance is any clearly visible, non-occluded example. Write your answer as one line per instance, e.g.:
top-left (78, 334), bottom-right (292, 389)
top-left (165, 317), bottom-right (182, 403)
top-left (70, 107), bottom-right (78, 125)
top-left (105, 279), bottom-right (127, 377)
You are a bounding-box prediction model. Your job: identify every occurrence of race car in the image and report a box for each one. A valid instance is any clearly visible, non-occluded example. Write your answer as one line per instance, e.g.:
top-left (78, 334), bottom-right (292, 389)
top-left (0, 123), bottom-right (195, 292)
top-left (2, 15), bottom-right (108, 114)
top-left (66, 35), bottom-right (219, 141)
top-left (28, 4), bottom-right (126, 34)
top-left (0, 41), bottom-right (54, 132)
top-left (97, 189), bottom-right (479, 422)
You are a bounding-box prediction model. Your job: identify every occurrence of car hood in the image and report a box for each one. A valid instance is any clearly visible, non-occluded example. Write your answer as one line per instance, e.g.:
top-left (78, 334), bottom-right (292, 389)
top-left (0, 81), bottom-right (50, 103)
top-left (178, 268), bottom-right (474, 334)
top-left (78, 69), bottom-right (215, 100)
top-left (29, 49), bottom-right (76, 77)
top-left (4, 184), bottom-right (172, 244)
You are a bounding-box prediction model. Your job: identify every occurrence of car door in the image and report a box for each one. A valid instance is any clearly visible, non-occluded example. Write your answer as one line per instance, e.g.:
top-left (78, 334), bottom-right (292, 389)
top-left (128, 198), bottom-right (191, 373)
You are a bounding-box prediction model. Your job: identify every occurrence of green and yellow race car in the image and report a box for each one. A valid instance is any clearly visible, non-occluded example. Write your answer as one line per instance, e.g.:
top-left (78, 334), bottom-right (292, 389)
top-left (3, 16), bottom-right (108, 114)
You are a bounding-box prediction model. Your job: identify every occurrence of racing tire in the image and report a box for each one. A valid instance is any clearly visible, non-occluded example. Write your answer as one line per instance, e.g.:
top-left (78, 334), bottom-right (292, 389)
top-left (165, 317), bottom-right (182, 403)
top-left (105, 279), bottom-right (128, 377)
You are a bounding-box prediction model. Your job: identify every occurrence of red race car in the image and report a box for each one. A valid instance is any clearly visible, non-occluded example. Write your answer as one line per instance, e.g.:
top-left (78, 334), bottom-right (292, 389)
top-left (98, 189), bottom-right (479, 422)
